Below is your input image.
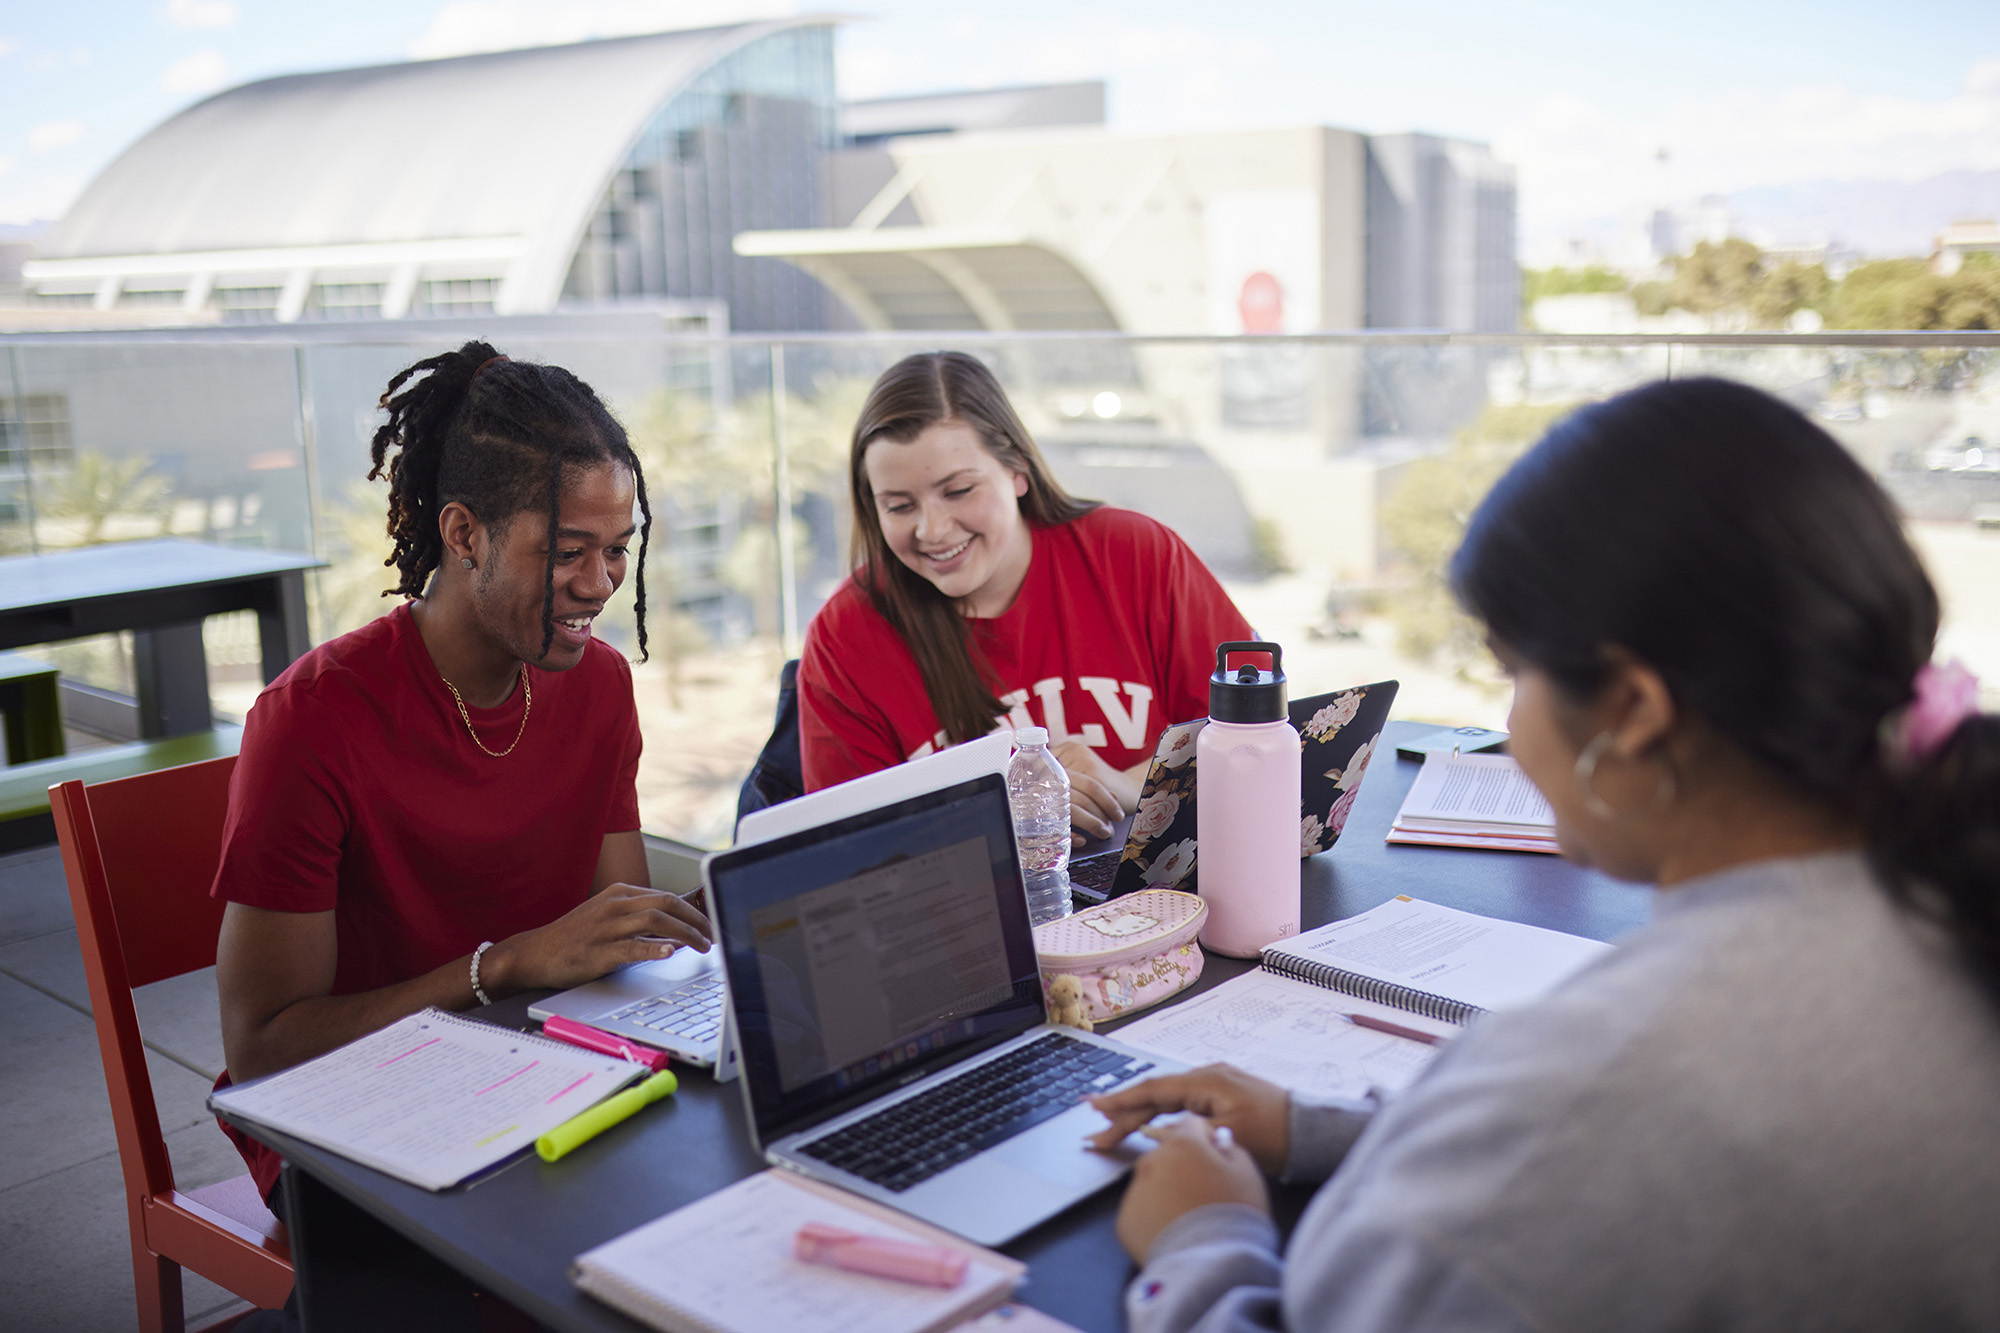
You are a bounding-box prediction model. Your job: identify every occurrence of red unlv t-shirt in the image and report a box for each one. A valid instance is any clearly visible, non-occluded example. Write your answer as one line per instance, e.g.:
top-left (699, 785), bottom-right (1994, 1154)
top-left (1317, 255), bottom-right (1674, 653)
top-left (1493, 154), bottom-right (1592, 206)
top-left (210, 602), bottom-right (641, 1194)
top-left (799, 507), bottom-right (1254, 789)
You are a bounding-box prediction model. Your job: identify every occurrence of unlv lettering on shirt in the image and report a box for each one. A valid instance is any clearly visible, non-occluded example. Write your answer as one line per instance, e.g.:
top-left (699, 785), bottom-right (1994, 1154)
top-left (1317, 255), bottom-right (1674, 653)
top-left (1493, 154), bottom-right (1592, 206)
top-left (905, 677), bottom-right (1154, 762)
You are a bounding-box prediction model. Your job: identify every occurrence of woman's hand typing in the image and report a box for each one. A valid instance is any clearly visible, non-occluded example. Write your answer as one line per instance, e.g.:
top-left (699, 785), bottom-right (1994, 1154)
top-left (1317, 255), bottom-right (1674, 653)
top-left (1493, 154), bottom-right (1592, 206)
top-left (1113, 1113), bottom-right (1271, 1262)
top-left (1087, 1064), bottom-right (1292, 1175)
top-left (1053, 739), bottom-right (1145, 846)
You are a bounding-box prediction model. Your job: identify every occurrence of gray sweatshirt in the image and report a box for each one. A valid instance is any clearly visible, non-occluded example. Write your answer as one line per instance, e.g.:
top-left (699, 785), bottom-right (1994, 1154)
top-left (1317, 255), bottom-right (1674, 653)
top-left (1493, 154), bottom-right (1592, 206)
top-left (1127, 851), bottom-right (2000, 1333)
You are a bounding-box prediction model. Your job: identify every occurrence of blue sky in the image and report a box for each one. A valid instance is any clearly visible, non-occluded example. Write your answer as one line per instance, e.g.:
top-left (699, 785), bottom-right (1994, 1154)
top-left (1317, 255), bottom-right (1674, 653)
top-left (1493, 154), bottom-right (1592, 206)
top-left (3, 0), bottom-right (1996, 248)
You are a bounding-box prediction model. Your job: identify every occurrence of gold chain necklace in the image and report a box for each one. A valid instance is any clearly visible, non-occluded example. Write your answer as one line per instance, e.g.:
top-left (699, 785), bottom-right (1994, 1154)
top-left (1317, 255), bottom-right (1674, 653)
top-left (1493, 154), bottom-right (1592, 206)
top-left (441, 670), bottom-right (532, 757)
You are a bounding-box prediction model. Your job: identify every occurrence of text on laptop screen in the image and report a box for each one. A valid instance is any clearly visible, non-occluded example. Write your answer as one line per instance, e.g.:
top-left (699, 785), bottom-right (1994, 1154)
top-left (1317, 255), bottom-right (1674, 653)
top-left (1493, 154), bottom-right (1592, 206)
top-left (749, 834), bottom-right (1017, 1091)
top-left (712, 779), bottom-right (1045, 1138)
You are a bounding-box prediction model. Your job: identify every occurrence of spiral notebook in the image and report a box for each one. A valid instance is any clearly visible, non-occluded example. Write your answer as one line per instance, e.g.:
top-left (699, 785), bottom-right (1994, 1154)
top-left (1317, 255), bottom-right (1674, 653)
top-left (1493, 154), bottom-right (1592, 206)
top-left (1115, 897), bottom-right (1612, 1099)
top-left (208, 1008), bottom-right (648, 1190)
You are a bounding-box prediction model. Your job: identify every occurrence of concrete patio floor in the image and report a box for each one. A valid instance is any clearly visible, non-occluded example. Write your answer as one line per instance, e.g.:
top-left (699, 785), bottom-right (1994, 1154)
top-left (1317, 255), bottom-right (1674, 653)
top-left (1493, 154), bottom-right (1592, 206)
top-left (0, 841), bottom-right (254, 1331)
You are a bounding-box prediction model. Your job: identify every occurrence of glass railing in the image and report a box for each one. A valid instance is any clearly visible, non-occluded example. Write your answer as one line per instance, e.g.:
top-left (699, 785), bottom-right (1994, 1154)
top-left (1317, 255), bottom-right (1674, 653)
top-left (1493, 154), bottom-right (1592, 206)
top-left (5, 323), bottom-right (1997, 846)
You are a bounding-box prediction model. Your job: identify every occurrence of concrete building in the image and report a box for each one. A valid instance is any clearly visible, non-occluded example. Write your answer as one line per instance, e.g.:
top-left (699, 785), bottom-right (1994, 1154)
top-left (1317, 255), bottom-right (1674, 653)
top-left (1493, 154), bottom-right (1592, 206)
top-left (15, 24), bottom-right (1518, 585)
top-left (21, 20), bottom-right (838, 332)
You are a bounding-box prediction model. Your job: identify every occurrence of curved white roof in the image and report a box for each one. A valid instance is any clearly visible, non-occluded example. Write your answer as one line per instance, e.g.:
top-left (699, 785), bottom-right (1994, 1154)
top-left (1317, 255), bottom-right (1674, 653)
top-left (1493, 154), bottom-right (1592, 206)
top-left (37, 19), bottom-right (828, 311)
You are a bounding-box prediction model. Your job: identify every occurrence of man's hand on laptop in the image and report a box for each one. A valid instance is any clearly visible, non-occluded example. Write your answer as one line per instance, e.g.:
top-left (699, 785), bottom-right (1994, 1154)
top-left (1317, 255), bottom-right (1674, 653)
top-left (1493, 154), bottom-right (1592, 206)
top-left (1054, 740), bottom-right (1141, 846)
top-left (480, 885), bottom-right (712, 995)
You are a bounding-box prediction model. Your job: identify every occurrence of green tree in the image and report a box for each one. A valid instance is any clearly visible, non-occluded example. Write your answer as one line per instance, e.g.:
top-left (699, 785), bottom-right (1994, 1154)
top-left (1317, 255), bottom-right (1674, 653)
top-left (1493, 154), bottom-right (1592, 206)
top-left (1522, 265), bottom-right (1629, 305)
top-left (1667, 238), bottom-right (1766, 320)
top-left (1820, 259), bottom-right (2000, 331)
top-left (38, 452), bottom-right (172, 547)
top-left (1749, 260), bottom-right (1831, 328)
top-left (1379, 401), bottom-right (1578, 678)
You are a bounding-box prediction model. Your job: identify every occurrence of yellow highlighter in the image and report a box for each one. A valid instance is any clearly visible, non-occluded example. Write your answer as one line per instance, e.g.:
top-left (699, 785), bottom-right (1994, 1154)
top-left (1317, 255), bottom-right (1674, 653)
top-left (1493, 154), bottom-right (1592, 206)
top-left (536, 1068), bottom-right (678, 1163)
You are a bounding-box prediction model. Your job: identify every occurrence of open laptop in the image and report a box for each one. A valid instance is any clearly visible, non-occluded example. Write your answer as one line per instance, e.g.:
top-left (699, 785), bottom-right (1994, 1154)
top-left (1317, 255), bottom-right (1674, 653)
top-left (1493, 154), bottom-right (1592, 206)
top-left (529, 732), bottom-right (1019, 1074)
top-left (734, 730), bottom-right (1015, 848)
top-left (1070, 679), bottom-right (1400, 905)
top-left (705, 774), bottom-right (1181, 1247)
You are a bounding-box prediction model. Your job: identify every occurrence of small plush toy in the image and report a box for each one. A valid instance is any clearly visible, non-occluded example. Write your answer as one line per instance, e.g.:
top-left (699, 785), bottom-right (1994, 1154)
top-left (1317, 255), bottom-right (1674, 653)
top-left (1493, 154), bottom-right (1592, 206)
top-left (1045, 974), bottom-right (1094, 1032)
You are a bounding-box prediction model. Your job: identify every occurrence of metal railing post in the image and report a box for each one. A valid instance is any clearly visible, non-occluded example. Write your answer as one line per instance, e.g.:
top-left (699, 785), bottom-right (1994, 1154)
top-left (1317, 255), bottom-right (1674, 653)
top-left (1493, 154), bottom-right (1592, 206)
top-left (770, 343), bottom-right (800, 659)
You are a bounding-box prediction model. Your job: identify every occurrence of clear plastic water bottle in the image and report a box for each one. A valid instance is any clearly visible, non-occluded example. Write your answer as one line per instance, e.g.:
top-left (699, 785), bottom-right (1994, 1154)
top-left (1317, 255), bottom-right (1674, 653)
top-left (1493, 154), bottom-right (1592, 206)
top-left (1007, 726), bottom-right (1073, 926)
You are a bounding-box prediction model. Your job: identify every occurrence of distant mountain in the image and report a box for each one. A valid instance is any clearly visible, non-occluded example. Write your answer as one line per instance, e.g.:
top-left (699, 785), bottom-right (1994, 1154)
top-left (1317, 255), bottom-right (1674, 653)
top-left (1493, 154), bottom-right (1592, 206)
top-left (1727, 171), bottom-right (2000, 257)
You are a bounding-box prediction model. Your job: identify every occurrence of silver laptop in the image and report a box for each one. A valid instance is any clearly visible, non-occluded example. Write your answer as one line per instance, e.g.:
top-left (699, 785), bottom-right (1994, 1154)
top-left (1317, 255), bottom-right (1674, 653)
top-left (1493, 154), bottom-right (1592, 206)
top-left (706, 773), bottom-right (1181, 1246)
top-left (528, 941), bottom-right (737, 1076)
top-left (530, 732), bottom-right (1020, 1074)
top-left (734, 729), bottom-right (1015, 847)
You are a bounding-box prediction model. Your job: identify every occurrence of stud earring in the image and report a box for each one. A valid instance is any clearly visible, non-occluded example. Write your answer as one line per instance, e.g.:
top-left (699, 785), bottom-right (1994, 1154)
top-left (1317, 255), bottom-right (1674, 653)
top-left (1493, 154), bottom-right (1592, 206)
top-left (460, 557), bottom-right (474, 570)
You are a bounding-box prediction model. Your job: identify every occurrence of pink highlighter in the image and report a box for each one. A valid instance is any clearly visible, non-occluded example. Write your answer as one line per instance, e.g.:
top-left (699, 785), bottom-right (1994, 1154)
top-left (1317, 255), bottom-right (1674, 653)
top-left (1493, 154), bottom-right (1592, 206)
top-left (794, 1222), bottom-right (968, 1288)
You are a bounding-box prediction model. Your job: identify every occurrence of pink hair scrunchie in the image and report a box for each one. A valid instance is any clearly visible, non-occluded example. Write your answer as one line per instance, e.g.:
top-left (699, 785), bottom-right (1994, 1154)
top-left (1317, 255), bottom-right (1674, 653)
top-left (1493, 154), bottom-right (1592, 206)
top-left (1888, 659), bottom-right (1981, 765)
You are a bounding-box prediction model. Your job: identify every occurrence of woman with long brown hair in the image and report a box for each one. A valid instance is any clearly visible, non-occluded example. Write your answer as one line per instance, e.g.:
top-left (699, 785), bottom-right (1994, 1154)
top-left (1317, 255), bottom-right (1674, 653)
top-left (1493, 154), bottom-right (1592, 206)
top-left (797, 351), bottom-right (1253, 840)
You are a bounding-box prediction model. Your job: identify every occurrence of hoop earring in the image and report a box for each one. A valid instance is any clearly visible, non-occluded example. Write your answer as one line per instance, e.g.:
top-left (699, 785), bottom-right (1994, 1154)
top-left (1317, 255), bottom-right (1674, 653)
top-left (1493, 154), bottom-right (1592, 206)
top-left (1574, 732), bottom-right (1676, 820)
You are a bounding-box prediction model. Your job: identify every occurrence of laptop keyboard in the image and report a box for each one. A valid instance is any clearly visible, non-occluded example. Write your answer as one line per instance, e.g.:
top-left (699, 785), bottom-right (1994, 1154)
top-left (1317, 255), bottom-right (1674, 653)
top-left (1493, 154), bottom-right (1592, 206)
top-left (1069, 850), bottom-right (1120, 895)
top-left (797, 1032), bottom-right (1154, 1193)
top-left (604, 975), bottom-right (724, 1044)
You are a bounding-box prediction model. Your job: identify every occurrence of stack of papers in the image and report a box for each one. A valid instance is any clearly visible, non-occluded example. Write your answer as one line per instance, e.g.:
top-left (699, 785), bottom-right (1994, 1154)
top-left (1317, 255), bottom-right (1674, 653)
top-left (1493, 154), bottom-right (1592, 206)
top-left (1387, 751), bottom-right (1559, 853)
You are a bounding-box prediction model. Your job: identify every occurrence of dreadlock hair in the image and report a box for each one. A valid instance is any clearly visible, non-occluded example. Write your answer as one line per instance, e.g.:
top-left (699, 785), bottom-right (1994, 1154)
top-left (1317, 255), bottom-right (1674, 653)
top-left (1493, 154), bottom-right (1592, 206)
top-left (367, 340), bottom-right (653, 661)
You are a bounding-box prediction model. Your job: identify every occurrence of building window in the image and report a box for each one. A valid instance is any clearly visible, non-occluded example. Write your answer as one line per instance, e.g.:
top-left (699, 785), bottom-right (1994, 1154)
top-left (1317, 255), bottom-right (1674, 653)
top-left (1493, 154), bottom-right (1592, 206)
top-left (415, 278), bottom-right (498, 317)
top-left (0, 394), bottom-right (75, 471)
top-left (213, 286), bottom-right (283, 324)
top-left (31, 291), bottom-right (95, 308)
top-left (118, 287), bottom-right (187, 309)
top-left (305, 282), bottom-right (386, 321)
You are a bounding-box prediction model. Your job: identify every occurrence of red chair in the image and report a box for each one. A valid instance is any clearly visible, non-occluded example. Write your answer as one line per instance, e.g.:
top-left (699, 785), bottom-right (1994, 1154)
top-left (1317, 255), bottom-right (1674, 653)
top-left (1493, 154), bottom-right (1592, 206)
top-left (51, 756), bottom-right (292, 1333)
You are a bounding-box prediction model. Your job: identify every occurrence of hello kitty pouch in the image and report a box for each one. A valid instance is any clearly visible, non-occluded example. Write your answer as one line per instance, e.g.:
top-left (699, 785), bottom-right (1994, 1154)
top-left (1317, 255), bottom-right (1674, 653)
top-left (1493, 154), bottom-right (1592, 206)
top-left (1032, 889), bottom-right (1207, 1024)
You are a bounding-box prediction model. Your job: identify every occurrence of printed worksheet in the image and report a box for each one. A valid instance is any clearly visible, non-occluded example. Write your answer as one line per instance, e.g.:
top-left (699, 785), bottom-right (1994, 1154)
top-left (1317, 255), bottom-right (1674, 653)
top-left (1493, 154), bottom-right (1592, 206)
top-left (1114, 971), bottom-right (1449, 1101)
top-left (210, 1009), bottom-right (644, 1190)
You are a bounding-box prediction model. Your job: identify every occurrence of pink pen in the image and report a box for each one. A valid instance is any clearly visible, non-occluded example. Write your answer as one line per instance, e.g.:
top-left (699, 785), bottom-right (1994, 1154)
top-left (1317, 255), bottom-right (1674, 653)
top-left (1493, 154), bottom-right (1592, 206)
top-left (794, 1222), bottom-right (968, 1288)
top-left (540, 1015), bottom-right (673, 1072)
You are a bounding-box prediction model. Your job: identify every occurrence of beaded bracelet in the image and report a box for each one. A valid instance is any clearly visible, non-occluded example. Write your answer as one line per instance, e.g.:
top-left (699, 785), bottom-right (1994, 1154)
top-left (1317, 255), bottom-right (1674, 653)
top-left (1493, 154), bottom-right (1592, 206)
top-left (470, 940), bottom-right (495, 1007)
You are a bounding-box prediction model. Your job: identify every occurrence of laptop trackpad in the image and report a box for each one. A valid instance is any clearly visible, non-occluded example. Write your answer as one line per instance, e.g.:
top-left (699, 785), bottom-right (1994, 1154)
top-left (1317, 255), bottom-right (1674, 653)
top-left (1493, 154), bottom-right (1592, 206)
top-left (990, 1103), bottom-right (1136, 1184)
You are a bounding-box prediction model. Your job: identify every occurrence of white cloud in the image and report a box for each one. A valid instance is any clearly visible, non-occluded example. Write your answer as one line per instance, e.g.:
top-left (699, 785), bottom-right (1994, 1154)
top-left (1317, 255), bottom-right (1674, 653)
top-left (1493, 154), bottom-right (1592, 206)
top-left (161, 0), bottom-right (238, 29)
top-left (0, 37), bottom-right (18, 59)
top-left (1495, 57), bottom-right (2000, 235)
top-left (0, 171), bottom-right (83, 226)
top-left (838, 39), bottom-right (898, 102)
top-left (161, 48), bottom-right (228, 95)
top-left (408, 0), bottom-right (796, 60)
top-left (28, 121), bottom-right (83, 153)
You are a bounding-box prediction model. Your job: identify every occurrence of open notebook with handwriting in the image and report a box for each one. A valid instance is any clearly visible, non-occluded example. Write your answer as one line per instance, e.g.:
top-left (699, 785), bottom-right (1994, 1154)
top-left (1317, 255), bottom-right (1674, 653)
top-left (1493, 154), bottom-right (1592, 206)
top-left (208, 1008), bottom-right (647, 1190)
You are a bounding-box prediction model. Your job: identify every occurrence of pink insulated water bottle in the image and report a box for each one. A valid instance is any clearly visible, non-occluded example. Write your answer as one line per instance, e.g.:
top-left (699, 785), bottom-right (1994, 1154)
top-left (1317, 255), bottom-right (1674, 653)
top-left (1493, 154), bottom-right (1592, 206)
top-left (1196, 641), bottom-right (1302, 958)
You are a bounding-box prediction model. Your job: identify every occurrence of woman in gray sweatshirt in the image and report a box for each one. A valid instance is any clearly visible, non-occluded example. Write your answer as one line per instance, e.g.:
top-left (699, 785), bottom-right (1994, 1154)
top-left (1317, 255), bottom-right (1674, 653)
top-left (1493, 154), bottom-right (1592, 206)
top-left (1090, 376), bottom-right (2000, 1333)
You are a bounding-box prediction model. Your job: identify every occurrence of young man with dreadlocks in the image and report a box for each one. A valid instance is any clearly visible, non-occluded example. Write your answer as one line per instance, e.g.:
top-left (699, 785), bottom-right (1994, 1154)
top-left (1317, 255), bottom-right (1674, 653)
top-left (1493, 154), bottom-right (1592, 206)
top-left (211, 342), bottom-right (709, 1209)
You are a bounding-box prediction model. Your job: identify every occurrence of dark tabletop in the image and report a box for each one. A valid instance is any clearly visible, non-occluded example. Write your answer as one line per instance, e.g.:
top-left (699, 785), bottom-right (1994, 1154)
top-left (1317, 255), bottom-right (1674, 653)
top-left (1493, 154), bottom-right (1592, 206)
top-left (223, 719), bottom-right (1653, 1333)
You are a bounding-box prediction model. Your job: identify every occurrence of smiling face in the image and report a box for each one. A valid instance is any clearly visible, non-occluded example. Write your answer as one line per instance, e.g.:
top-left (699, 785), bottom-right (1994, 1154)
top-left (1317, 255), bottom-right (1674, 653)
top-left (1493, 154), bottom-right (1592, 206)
top-left (863, 419), bottom-right (1034, 619)
top-left (471, 461), bottom-right (637, 671)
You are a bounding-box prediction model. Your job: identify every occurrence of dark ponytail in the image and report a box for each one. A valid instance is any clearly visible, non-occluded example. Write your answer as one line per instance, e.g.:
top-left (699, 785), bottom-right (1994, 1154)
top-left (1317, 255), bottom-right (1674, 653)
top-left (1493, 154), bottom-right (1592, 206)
top-left (1869, 713), bottom-right (2000, 970)
top-left (1448, 376), bottom-right (2000, 971)
top-left (368, 340), bottom-right (655, 661)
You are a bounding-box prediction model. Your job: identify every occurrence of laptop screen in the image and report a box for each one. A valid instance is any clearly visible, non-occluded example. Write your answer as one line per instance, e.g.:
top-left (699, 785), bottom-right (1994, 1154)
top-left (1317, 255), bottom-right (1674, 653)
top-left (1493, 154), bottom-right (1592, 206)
top-left (709, 775), bottom-right (1046, 1144)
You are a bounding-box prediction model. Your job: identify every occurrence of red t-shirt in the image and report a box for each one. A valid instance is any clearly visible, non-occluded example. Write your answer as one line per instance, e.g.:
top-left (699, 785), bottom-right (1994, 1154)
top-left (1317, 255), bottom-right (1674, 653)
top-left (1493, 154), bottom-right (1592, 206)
top-left (210, 602), bottom-right (642, 1195)
top-left (798, 507), bottom-right (1254, 789)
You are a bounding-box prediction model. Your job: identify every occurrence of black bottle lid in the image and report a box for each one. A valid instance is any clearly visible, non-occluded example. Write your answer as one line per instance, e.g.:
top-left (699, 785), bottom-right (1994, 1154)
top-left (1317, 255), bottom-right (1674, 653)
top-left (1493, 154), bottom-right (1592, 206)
top-left (1208, 641), bottom-right (1288, 723)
